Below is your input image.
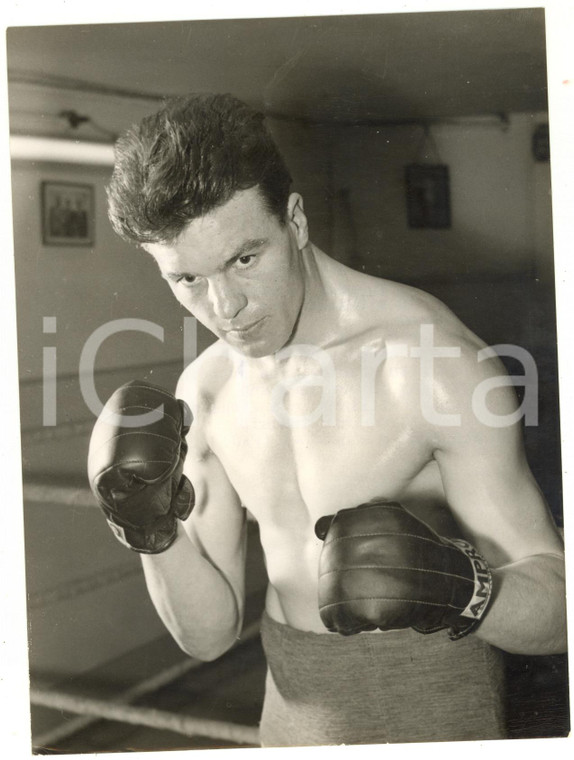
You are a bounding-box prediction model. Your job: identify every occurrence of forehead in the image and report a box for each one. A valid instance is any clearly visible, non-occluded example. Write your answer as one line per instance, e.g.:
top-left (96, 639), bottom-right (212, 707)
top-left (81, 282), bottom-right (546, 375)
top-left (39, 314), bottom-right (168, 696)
top-left (145, 187), bottom-right (280, 273)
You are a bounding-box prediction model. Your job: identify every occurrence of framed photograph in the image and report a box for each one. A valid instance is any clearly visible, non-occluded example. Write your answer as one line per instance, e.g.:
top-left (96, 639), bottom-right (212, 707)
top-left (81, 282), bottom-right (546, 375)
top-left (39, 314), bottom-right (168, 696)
top-left (405, 164), bottom-right (451, 229)
top-left (41, 181), bottom-right (94, 246)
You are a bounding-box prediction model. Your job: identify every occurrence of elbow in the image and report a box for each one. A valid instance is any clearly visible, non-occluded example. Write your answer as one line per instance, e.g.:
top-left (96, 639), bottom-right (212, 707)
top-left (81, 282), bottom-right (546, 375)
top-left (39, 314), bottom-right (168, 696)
top-left (176, 638), bottom-right (234, 662)
top-left (171, 625), bottom-right (239, 662)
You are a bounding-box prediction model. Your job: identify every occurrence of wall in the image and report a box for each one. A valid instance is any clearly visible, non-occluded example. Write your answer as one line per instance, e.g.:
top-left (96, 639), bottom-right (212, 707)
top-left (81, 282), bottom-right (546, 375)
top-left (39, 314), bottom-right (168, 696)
top-left (327, 112), bottom-right (550, 280)
top-left (12, 161), bottom-right (204, 380)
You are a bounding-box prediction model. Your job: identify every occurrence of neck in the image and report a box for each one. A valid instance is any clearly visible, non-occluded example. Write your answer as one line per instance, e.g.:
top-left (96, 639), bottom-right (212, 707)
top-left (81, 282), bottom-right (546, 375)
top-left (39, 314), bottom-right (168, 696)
top-left (254, 244), bottom-right (348, 375)
top-left (286, 243), bottom-right (334, 347)
top-left (233, 243), bottom-right (359, 374)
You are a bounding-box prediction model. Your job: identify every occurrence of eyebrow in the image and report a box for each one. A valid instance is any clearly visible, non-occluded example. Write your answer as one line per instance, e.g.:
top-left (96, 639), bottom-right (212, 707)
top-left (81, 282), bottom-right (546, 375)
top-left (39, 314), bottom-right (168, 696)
top-left (163, 237), bottom-right (268, 282)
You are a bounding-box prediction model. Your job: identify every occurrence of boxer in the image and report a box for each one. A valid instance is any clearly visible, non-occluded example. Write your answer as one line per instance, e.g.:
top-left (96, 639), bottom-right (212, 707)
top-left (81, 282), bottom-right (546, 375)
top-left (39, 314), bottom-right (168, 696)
top-left (89, 94), bottom-right (566, 745)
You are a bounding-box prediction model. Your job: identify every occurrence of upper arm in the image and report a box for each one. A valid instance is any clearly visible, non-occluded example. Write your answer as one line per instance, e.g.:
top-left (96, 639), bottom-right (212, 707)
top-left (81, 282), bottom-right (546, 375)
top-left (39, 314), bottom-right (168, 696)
top-left (175, 363), bottom-right (248, 621)
top-left (428, 341), bottom-right (563, 567)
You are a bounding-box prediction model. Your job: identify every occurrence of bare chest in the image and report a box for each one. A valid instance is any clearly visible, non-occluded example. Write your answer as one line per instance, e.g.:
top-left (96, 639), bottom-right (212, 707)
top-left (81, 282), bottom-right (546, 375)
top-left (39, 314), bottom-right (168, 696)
top-left (201, 352), bottom-right (456, 629)
top-left (205, 353), bottom-right (440, 524)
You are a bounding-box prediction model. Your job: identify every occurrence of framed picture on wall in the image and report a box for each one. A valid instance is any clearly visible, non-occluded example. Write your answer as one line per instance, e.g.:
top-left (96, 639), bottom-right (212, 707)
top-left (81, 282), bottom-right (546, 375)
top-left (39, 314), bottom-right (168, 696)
top-left (41, 181), bottom-right (95, 246)
top-left (405, 164), bottom-right (451, 229)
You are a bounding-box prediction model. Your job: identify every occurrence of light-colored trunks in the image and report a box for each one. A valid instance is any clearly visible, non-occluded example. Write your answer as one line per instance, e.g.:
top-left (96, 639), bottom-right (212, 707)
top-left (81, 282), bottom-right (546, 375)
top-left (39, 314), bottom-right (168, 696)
top-left (259, 611), bottom-right (506, 746)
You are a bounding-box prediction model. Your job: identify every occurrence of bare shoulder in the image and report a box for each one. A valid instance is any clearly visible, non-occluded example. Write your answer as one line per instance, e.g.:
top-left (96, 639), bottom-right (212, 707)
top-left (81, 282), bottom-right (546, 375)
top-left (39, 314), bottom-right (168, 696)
top-left (374, 278), bottom-right (478, 344)
top-left (175, 339), bottom-right (238, 415)
top-left (353, 276), bottom-right (480, 356)
top-left (366, 278), bottom-right (516, 422)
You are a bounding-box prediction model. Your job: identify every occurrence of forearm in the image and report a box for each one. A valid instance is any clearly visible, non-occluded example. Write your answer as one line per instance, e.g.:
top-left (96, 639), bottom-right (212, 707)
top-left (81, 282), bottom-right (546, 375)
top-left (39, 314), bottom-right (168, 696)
top-left (474, 553), bottom-right (567, 654)
top-left (141, 524), bottom-right (242, 661)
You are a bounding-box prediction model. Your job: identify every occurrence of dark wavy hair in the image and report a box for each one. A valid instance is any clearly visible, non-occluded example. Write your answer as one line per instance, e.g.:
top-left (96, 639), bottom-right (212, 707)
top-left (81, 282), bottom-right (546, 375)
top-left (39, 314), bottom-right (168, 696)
top-left (106, 93), bottom-right (292, 244)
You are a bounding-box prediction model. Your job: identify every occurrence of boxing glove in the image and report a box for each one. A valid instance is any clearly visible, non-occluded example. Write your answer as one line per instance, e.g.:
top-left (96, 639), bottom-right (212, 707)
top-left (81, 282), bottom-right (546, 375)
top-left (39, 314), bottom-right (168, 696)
top-left (88, 380), bottom-right (195, 553)
top-left (314, 500), bottom-right (492, 640)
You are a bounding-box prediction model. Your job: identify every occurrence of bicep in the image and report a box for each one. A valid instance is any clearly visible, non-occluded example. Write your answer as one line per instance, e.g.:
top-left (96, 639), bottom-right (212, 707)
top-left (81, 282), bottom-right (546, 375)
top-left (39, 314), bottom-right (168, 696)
top-left (434, 401), bottom-right (563, 567)
top-left (175, 362), bottom-right (248, 591)
top-left (181, 427), bottom-right (248, 615)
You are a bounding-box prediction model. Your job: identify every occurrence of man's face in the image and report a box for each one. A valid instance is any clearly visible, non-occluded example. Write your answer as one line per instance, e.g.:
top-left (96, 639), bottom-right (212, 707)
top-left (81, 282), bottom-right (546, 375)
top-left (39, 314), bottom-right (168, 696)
top-left (146, 188), bottom-right (308, 358)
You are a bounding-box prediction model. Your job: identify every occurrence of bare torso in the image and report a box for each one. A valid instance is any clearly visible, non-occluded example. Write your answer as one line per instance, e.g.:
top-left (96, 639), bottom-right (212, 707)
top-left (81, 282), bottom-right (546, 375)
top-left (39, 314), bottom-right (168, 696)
top-left (182, 247), bottom-right (479, 632)
top-left (209, 351), bottom-right (458, 632)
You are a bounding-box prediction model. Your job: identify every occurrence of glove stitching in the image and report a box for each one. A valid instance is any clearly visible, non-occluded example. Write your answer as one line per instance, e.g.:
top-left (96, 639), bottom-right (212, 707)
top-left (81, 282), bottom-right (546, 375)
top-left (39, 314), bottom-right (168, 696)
top-left (319, 565), bottom-right (474, 584)
top-left (89, 431), bottom-right (181, 462)
top-left (96, 458), bottom-right (174, 480)
top-left (319, 598), bottom-right (465, 611)
top-left (102, 403), bottom-right (181, 429)
top-left (324, 532), bottom-right (459, 553)
top-left (105, 509), bottom-right (174, 530)
top-left (346, 503), bottom-right (404, 512)
top-left (102, 430), bottom-right (180, 444)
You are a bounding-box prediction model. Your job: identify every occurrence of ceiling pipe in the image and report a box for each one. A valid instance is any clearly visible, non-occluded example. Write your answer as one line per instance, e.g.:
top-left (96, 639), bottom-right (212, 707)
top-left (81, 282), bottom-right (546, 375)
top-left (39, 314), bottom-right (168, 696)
top-left (10, 135), bottom-right (115, 166)
top-left (9, 110), bottom-right (510, 168)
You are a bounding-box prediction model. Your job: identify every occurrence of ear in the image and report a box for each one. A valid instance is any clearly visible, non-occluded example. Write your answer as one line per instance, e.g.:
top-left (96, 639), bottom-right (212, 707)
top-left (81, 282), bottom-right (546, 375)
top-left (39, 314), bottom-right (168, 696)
top-left (287, 193), bottom-right (309, 250)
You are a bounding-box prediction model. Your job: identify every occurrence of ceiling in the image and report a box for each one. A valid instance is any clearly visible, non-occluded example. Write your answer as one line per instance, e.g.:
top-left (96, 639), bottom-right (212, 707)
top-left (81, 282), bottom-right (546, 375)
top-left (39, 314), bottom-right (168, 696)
top-left (6, 8), bottom-right (548, 133)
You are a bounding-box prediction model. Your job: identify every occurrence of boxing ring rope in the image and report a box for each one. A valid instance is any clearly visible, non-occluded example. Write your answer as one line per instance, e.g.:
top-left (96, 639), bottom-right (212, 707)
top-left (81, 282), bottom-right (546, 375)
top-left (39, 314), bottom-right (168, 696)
top-left (31, 688), bottom-right (261, 746)
top-left (31, 620), bottom-right (262, 749)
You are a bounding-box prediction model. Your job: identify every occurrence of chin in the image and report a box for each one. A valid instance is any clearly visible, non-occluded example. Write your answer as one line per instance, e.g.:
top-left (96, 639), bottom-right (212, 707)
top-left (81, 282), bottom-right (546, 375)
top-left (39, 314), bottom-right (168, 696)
top-left (225, 332), bottom-right (290, 359)
top-left (232, 342), bottom-right (277, 359)
top-left (241, 347), bottom-right (273, 359)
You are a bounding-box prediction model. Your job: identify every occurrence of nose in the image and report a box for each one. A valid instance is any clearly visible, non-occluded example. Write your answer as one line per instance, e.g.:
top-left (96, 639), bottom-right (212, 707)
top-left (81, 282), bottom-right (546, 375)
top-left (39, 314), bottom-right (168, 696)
top-left (208, 275), bottom-right (248, 321)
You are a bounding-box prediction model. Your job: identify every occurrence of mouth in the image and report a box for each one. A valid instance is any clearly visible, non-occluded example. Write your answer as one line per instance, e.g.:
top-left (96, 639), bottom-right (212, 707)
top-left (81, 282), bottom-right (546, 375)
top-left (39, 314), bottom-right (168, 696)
top-left (223, 317), bottom-right (266, 339)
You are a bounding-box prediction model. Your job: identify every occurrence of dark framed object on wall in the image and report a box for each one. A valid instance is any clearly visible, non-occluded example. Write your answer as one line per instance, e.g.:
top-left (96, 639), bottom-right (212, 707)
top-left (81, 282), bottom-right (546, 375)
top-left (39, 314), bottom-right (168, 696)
top-left (532, 123), bottom-right (550, 162)
top-left (405, 164), bottom-right (451, 229)
top-left (41, 181), bottom-right (94, 246)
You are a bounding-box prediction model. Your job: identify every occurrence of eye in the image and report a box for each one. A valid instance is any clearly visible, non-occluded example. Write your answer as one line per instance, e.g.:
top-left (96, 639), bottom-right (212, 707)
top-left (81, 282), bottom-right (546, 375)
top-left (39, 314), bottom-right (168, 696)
top-left (236, 254), bottom-right (256, 269)
top-left (177, 274), bottom-right (198, 286)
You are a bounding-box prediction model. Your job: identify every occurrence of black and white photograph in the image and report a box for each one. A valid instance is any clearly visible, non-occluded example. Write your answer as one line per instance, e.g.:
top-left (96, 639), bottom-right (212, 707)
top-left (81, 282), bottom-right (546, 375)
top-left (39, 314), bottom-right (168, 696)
top-left (41, 181), bottom-right (94, 246)
top-left (2, 1), bottom-right (573, 757)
